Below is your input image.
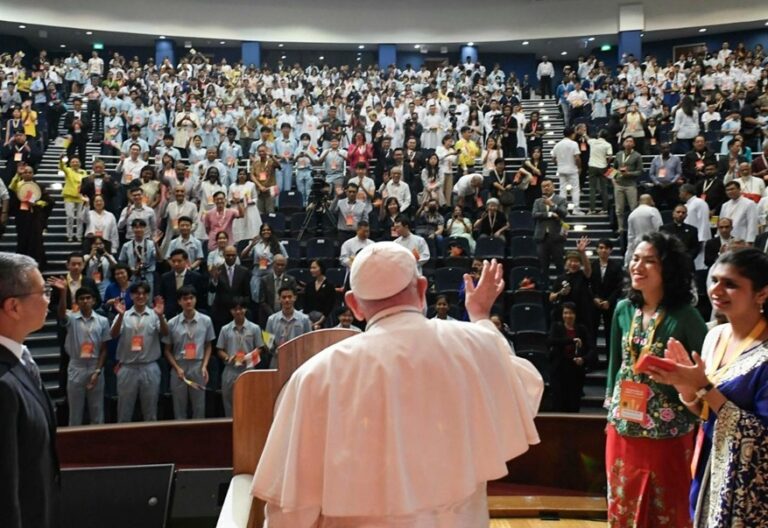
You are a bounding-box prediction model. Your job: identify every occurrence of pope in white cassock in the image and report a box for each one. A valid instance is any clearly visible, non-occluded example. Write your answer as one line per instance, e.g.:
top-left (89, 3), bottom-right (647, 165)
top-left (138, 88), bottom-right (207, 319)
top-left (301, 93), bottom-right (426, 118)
top-left (251, 242), bottom-right (543, 527)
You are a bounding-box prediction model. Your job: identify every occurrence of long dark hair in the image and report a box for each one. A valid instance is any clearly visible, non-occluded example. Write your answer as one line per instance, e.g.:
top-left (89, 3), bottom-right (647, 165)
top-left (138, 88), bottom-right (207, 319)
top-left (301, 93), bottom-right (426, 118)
top-left (260, 223), bottom-right (282, 255)
top-left (716, 248), bottom-right (768, 317)
top-left (627, 232), bottom-right (693, 310)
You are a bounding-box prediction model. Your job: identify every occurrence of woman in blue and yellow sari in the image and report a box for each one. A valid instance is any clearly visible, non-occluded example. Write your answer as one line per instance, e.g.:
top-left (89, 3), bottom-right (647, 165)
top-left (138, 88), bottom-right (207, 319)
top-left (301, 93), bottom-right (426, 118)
top-left (649, 248), bottom-right (768, 527)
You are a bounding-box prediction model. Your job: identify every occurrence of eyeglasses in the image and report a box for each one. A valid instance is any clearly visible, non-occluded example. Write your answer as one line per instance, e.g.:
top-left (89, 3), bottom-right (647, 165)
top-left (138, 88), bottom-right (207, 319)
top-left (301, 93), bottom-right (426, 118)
top-left (3, 285), bottom-right (53, 300)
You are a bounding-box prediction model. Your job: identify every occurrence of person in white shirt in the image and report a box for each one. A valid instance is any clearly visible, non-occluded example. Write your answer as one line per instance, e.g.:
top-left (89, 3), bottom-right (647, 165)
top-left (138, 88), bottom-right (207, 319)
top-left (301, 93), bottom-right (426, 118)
top-left (625, 194), bottom-right (663, 264)
top-left (537, 56), bottom-right (555, 99)
top-left (393, 215), bottom-right (430, 272)
top-left (551, 127), bottom-right (583, 214)
top-left (720, 180), bottom-right (759, 243)
top-left (382, 166), bottom-right (411, 212)
top-left (586, 130), bottom-right (613, 213)
top-left (723, 162), bottom-right (765, 202)
top-left (251, 243), bottom-right (542, 527)
top-left (679, 184), bottom-right (711, 272)
top-left (340, 221), bottom-right (374, 269)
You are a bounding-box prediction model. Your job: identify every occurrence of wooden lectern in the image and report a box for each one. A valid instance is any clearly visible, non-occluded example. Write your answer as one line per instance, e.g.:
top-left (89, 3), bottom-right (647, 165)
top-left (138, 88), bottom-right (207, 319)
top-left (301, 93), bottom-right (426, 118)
top-left (216, 328), bottom-right (358, 528)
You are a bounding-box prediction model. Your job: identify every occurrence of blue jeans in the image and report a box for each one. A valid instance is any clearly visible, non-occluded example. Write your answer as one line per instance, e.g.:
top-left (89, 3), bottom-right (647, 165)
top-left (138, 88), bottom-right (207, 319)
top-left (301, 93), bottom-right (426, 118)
top-left (296, 169), bottom-right (313, 206)
top-left (276, 162), bottom-right (294, 206)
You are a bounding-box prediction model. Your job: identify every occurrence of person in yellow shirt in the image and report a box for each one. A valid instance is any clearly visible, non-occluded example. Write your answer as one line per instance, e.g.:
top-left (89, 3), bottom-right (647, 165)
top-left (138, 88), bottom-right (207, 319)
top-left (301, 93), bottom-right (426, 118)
top-left (59, 155), bottom-right (87, 241)
top-left (454, 126), bottom-right (480, 176)
top-left (20, 101), bottom-right (38, 139)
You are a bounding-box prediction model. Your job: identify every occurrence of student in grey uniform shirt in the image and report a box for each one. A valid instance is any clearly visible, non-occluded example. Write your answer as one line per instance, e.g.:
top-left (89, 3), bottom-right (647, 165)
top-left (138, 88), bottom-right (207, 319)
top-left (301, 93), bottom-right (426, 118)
top-left (216, 297), bottom-right (267, 417)
top-left (265, 286), bottom-right (312, 364)
top-left (162, 286), bottom-right (215, 420)
top-left (52, 281), bottom-right (110, 425)
top-left (110, 281), bottom-right (169, 422)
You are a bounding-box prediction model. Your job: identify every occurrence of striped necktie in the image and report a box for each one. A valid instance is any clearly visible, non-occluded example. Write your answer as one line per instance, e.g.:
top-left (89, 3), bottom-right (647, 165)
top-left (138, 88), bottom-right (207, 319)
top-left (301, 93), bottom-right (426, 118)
top-left (21, 346), bottom-right (42, 389)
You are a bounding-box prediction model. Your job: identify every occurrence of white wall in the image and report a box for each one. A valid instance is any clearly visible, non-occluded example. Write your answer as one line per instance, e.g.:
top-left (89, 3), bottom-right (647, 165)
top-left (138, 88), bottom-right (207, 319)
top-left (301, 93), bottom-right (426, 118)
top-left (1, 0), bottom-right (766, 44)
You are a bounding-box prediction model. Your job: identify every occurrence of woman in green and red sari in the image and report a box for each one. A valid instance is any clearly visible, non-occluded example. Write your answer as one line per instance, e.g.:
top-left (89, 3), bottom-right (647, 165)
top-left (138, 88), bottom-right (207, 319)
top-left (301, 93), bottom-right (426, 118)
top-left (605, 232), bottom-right (708, 527)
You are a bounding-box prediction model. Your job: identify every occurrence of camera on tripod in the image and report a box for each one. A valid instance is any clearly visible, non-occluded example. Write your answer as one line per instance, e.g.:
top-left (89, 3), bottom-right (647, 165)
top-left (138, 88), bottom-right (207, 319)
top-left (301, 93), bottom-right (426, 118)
top-left (307, 176), bottom-right (332, 210)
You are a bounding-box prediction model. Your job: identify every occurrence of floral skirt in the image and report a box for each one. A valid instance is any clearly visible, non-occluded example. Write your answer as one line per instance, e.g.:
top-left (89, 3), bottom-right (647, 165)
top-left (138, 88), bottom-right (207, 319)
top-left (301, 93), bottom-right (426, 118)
top-left (606, 424), bottom-right (694, 528)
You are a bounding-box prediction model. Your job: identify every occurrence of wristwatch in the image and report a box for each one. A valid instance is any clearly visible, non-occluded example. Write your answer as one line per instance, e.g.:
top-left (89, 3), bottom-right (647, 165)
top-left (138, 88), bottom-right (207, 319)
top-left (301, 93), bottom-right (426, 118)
top-left (695, 381), bottom-right (714, 400)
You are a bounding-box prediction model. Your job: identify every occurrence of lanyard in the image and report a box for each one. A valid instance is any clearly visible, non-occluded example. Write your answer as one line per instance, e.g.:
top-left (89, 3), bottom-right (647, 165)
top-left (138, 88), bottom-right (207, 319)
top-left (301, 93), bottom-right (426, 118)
top-left (79, 316), bottom-right (96, 343)
top-left (182, 316), bottom-right (197, 342)
top-left (708, 319), bottom-right (767, 383)
top-left (627, 307), bottom-right (665, 371)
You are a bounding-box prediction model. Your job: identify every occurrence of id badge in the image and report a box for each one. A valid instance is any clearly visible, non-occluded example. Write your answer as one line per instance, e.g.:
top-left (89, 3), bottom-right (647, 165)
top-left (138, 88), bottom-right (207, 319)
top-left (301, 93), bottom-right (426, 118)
top-left (207, 195), bottom-right (214, 205)
top-left (618, 380), bottom-right (650, 424)
top-left (80, 342), bottom-right (95, 359)
top-left (183, 342), bottom-right (197, 360)
top-left (14, 152), bottom-right (23, 162)
top-left (695, 160), bottom-right (704, 170)
top-left (92, 270), bottom-right (102, 284)
top-left (131, 335), bottom-right (144, 352)
top-left (345, 214), bottom-right (355, 226)
top-left (259, 172), bottom-right (267, 181)
top-left (258, 257), bottom-right (268, 270)
top-left (475, 196), bottom-right (483, 208)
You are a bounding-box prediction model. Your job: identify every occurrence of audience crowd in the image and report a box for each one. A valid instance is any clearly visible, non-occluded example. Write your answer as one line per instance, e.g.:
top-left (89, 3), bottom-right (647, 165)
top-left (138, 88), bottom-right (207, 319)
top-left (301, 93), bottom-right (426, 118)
top-left (0, 37), bottom-right (767, 422)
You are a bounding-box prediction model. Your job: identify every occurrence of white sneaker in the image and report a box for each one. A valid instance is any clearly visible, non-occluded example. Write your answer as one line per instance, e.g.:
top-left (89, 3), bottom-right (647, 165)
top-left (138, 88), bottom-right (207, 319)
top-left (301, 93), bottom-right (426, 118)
top-left (572, 209), bottom-right (586, 216)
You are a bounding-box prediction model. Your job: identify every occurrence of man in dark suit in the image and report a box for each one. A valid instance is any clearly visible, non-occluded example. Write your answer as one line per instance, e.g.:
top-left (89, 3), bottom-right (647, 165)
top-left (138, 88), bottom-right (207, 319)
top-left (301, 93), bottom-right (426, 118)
top-left (258, 254), bottom-right (297, 327)
top-left (755, 231), bottom-right (768, 254)
top-left (659, 204), bottom-right (700, 260)
top-left (681, 135), bottom-right (717, 185)
top-left (1, 132), bottom-right (42, 185)
top-left (532, 178), bottom-right (568, 274)
top-left (589, 238), bottom-right (624, 347)
top-left (63, 97), bottom-right (91, 168)
top-left (209, 245), bottom-right (251, 333)
top-left (0, 252), bottom-right (61, 528)
top-left (704, 217), bottom-right (734, 267)
top-left (158, 248), bottom-right (207, 319)
top-left (50, 252), bottom-right (101, 398)
top-left (696, 160), bottom-right (727, 216)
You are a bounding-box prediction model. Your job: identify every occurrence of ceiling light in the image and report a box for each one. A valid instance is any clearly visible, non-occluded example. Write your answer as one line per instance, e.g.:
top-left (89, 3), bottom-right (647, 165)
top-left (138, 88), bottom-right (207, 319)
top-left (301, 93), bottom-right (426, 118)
top-left (640, 33), bottom-right (645, 37)
top-left (467, 42), bottom-right (474, 46)
top-left (561, 51), bottom-right (568, 56)
top-left (85, 31), bottom-right (93, 35)
top-left (220, 41), bottom-right (226, 45)
top-left (60, 44), bottom-right (66, 48)
top-left (356, 57), bottom-right (361, 61)
top-left (522, 41), bottom-right (529, 46)
top-left (699, 28), bottom-right (707, 33)
top-left (358, 45), bottom-right (364, 49)
top-left (587, 37), bottom-right (595, 42)
top-left (278, 43), bottom-right (284, 48)
top-left (319, 56), bottom-right (324, 60)
top-left (414, 44), bottom-right (421, 49)
top-left (18, 24), bottom-right (26, 29)
top-left (765, 21), bottom-right (768, 26)
top-left (281, 55), bottom-right (286, 60)
top-left (159, 35), bottom-right (166, 39)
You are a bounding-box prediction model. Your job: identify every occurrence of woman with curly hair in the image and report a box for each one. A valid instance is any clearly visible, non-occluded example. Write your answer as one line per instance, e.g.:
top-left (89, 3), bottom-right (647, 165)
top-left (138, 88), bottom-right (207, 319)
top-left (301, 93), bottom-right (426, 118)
top-left (604, 231), bottom-right (708, 527)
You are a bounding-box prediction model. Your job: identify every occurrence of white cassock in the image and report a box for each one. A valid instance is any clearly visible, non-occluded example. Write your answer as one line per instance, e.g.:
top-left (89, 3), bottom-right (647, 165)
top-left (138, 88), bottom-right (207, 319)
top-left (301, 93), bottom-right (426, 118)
top-left (251, 307), bottom-right (543, 527)
top-left (421, 112), bottom-right (443, 150)
top-left (720, 196), bottom-right (758, 243)
top-left (684, 196), bottom-right (711, 270)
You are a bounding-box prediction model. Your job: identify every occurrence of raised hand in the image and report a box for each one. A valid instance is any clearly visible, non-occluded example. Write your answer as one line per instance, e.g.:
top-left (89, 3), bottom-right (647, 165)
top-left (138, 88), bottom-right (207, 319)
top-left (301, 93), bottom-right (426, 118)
top-left (576, 236), bottom-right (591, 253)
top-left (47, 276), bottom-right (67, 292)
top-left (114, 299), bottom-right (126, 315)
top-left (463, 259), bottom-right (505, 323)
top-left (153, 296), bottom-right (165, 316)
